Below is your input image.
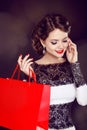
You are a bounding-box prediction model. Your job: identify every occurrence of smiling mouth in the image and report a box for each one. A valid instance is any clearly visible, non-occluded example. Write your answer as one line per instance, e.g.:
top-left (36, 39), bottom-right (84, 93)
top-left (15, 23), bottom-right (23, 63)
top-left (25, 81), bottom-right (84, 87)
top-left (55, 49), bottom-right (64, 54)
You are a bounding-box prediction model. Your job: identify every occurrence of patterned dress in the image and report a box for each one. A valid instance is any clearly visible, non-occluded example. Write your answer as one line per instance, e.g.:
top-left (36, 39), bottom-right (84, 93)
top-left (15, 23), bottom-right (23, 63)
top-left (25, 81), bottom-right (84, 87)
top-left (31, 61), bottom-right (87, 130)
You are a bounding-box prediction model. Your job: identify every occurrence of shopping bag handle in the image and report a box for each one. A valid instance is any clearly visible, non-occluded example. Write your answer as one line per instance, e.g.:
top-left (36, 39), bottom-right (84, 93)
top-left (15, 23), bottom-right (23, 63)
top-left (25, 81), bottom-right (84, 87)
top-left (11, 64), bottom-right (36, 82)
top-left (28, 67), bottom-right (36, 82)
top-left (11, 64), bottom-right (20, 79)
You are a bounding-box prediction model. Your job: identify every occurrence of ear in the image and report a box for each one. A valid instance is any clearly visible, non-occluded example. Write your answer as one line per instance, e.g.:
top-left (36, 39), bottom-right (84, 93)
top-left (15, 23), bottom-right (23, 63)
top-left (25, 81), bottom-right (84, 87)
top-left (40, 39), bottom-right (45, 47)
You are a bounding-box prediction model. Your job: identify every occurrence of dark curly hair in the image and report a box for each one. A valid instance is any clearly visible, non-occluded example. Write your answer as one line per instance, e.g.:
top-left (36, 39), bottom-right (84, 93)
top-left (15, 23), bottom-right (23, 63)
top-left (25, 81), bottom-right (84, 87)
top-left (31, 13), bottom-right (71, 55)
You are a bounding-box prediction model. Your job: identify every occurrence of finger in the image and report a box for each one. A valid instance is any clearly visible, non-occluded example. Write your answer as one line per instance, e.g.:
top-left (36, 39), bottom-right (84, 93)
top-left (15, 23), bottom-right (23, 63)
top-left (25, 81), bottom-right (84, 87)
top-left (70, 44), bottom-right (77, 53)
top-left (68, 38), bottom-right (77, 47)
top-left (68, 39), bottom-right (77, 52)
top-left (29, 61), bottom-right (34, 70)
top-left (27, 58), bottom-right (34, 63)
top-left (17, 55), bottom-right (22, 66)
top-left (18, 55), bottom-right (22, 62)
top-left (21, 58), bottom-right (33, 67)
top-left (21, 59), bottom-right (33, 70)
top-left (70, 42), bottom-right (77, 48)
top-left (20, 62), bottom-right (34, 76)
top-left (27, 62), bottom-right (34, 72)
top-left (22, 54), bottom-right (30, 66)
top-left (68, 38), bottom-right (73, 43)
top-left (22, 58), bottom-right (33, 65)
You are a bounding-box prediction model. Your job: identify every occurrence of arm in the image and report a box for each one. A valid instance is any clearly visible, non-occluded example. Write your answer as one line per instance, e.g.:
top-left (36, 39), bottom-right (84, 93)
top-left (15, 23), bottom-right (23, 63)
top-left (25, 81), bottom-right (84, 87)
top-left (66, 38), bottom-right (87, 106)
top-left (70, 62), bottom-right (87, 106)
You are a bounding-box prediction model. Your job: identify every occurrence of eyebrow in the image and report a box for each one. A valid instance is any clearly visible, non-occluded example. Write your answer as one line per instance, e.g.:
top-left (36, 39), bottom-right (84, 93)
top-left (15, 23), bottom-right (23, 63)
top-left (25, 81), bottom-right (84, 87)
top-left (50, 37), bottom-right (68, 41)
top-left (63, 37), bottom-right (68, 40)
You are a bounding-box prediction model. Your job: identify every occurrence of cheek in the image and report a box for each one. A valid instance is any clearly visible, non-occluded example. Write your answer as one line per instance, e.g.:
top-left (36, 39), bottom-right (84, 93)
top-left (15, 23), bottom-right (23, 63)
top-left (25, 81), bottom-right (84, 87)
top-left (63, 43), bottom-right (68, 49)
top-left (46, 45), bottom-right (56, 51)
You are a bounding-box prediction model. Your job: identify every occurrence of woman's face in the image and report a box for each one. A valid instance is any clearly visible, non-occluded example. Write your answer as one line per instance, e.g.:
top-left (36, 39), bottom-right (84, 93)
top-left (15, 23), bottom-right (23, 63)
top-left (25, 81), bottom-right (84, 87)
top-left (42, 29), bottom-right (69, 58)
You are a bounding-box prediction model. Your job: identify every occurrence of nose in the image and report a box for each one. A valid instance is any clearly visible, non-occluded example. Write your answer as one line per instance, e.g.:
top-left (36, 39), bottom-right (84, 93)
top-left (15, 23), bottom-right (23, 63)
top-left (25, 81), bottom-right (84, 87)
top-left (57, 41), bottom-right (63, 48)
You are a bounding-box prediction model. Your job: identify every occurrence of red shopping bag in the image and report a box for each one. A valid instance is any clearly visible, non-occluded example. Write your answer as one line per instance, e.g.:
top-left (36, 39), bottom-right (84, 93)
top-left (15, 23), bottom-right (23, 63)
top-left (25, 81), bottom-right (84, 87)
top-left (0, 65), bottom-right (50, 130)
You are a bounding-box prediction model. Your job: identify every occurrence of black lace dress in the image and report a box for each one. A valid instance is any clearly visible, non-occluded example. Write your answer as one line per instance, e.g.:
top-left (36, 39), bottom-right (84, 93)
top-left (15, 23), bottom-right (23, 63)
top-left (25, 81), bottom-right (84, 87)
top-left (31, 61), bottom-right (86, 130)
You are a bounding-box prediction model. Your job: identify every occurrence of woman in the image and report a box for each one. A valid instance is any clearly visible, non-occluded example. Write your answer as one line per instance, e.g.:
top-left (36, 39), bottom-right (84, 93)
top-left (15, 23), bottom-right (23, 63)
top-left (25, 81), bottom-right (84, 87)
top-left (18, 13), bottom-right (87, 130)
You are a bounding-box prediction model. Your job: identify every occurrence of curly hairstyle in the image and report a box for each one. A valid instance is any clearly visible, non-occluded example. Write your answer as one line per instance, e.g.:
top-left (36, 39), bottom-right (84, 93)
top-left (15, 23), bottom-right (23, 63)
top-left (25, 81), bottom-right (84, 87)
top-left (31, 13), bottom-right (71, 55)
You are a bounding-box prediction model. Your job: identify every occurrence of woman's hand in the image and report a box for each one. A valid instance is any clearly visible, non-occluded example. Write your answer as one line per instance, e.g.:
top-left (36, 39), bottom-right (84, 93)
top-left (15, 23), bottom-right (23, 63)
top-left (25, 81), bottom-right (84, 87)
top-left (66, 38), bottom-right (78, 63)
top-left (17, 54), bottom-right (34, 76)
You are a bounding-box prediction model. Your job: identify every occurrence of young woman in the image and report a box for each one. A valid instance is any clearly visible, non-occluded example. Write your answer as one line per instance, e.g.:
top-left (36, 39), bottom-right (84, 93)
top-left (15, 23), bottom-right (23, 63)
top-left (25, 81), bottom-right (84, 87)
top-left (18, 13), bottom-right (87, 130)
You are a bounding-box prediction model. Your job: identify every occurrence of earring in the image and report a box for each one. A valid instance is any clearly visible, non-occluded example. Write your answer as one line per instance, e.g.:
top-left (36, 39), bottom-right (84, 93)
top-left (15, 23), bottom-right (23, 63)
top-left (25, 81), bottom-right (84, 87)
top-left (43, 47), bottom-right (46, 54)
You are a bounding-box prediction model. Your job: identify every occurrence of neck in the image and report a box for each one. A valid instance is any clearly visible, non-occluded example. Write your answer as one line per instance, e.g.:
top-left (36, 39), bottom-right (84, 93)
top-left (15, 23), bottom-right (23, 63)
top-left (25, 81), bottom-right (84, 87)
top-left (42, 52), bottom-right (66, 64)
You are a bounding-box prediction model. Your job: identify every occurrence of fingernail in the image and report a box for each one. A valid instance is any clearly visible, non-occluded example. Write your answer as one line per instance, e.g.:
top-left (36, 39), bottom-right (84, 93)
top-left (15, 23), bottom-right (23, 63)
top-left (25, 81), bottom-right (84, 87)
top-left (26, 54), bottom-right (29, 56)
top-left (20, 54), bottom-right (22, 56)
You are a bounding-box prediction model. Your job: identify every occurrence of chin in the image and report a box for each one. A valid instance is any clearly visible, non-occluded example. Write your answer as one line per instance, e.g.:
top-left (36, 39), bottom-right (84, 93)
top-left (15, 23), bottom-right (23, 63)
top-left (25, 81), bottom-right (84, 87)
top-left (56, 53), bottom-right (64, 58)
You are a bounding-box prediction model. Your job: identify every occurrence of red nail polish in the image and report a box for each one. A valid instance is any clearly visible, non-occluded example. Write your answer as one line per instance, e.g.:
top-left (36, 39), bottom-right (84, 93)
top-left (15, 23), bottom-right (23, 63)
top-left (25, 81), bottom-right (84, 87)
top-left (26, 54), bottom-right (29, 56)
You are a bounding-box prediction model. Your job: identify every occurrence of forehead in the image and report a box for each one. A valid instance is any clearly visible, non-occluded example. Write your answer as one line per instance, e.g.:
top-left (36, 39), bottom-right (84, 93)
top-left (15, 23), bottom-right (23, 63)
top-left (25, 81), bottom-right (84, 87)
top-left (47, 29), bottom-right (68, 40)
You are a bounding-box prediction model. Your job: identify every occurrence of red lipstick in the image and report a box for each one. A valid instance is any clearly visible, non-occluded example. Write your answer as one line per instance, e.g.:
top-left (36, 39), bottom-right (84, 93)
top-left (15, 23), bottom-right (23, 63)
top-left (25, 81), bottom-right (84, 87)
top-left (55, 49), bottom-right (64, 54)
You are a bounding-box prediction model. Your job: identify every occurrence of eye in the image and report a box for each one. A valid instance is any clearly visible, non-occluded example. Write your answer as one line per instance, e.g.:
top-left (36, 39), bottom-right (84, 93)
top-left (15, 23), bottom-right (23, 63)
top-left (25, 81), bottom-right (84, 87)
top-left (63, 40), bottom-right (68, 43)
top-left (51, 42), bottom-right (57, 45)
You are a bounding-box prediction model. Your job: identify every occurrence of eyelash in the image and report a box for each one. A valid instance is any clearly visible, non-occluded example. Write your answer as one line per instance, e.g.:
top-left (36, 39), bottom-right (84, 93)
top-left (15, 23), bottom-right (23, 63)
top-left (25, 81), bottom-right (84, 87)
top-left (63, 40), bottom-right (67, 43)
top-left (51, 40), bottom-right (67, 45)
top-left (51, 42), bottom-right (57, 45)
